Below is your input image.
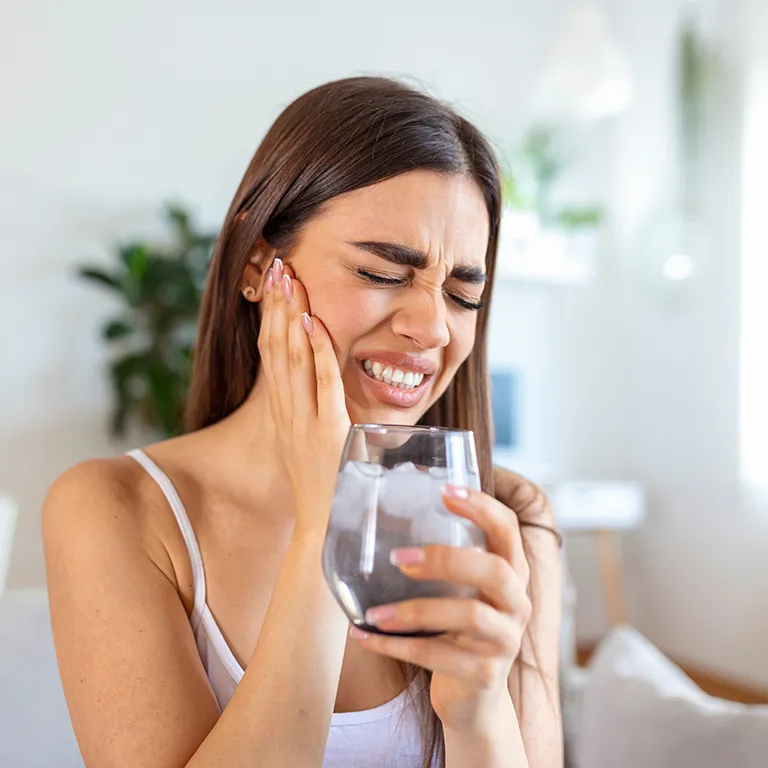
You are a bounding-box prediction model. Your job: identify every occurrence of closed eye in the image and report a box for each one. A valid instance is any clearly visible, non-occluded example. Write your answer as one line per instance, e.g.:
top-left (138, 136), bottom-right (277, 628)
top-left (356, 268), bottom-right (484, 312)
top-left (356, 269), bottom-right (406, 286)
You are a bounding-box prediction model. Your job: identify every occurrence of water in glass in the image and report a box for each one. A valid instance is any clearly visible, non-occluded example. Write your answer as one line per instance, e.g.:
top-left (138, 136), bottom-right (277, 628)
top-left (322, 425), bottom-right (486, 636)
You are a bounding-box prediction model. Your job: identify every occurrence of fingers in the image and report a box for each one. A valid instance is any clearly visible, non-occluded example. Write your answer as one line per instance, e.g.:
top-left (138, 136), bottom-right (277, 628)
top-left (441, 487), bottom-right (529, 586)
top-left (363, 598), bottom-right (520, 656)
top-left (258, 258), bottom-right (316, 416)
top-left (282, 266), bottom-right (319, 420)
top-left (349, 627), bottom-right (510, 687)
top-left (391, 545), bottom-right (530, 619)
top-left (301, 312), bottom-right (347, 423)
top-left (260, 259), bottom-right (292, 416)
top-left (256, 261), bottom-right (281, 422)
top-left (257, 257), bottom-right (348, 432)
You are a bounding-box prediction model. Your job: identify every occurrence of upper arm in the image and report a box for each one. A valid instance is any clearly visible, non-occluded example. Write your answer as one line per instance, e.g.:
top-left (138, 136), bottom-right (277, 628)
top-left (43, 461), bottom-right (220, 768)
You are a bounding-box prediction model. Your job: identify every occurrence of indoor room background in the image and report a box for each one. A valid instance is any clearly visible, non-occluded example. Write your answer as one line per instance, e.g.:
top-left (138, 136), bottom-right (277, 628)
top-left (2, 0), bottom-right (767, 765)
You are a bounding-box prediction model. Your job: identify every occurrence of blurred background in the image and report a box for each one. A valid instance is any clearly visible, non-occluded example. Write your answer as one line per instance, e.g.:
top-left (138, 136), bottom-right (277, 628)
top-left (2, 0), bottom-right (768, 765)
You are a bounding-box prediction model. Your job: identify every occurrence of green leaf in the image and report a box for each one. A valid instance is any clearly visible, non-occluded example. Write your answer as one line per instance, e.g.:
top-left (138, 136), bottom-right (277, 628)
top-left (82, 203), bottom-right (217, 437)
top-left (166, 204), bottom-right (191, 240)
top-left (145, 354), bottom-right (184, 436)
top-left (110, 391), bottom-right (132, 437)
top-left (102, 319), bottom-right (134, 341)
top-left (77, 267), bottom-right (121, 291)
top-left (555, 207), bottom-right (604, 230)
top-left (120, 243), bottom-right (150, 282)
top-left (109, 353), bottom-right (146, 436)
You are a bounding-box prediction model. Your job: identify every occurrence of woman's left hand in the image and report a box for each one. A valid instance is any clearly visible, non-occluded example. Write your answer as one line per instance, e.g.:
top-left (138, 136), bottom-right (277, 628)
top-left (349, 484), bottom-right (531, 732)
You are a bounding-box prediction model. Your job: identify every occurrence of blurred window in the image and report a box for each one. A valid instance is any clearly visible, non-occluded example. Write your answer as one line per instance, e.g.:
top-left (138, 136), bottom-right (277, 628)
top-left (740, 54), bottom-right (768, 493)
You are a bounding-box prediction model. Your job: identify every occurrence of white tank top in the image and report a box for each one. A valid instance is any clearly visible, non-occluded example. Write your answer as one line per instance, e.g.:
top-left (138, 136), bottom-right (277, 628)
top-left (127, 449), bottom-right (432, 768)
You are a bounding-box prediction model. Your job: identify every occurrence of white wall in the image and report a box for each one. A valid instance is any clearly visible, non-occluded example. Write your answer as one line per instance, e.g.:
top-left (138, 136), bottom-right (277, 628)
top-left (564, 0), bottom-right (768, 690)
top-left (489, 0), bottom-right (768, 691)
top-left (3, 0), bottom-right (767, 690)
top-left (0, 0), bottom-right (568, 587)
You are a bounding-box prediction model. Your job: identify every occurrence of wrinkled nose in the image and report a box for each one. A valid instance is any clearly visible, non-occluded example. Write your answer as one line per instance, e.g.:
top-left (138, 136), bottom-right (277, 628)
top-left (390, 290), bottom-right (450, 349)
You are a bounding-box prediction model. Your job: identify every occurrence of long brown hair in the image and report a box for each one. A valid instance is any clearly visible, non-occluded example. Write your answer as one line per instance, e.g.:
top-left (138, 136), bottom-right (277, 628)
top-left (186, 76), bottom-right (502, 767)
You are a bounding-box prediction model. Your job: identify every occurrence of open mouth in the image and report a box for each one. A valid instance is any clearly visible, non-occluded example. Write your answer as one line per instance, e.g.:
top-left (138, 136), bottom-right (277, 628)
top-left (360, 359), bottom-right (427, 390)
top-left (354, 354), bottom-right (437, 407)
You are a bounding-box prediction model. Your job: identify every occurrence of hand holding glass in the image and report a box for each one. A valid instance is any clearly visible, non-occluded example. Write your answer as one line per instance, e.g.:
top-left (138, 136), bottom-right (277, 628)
top-left (322, 425), bottom-right (487, 636)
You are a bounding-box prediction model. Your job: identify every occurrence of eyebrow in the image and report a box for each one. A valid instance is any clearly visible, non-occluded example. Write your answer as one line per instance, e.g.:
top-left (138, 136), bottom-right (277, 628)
top-left (349, 240), bottom-right (488, 284)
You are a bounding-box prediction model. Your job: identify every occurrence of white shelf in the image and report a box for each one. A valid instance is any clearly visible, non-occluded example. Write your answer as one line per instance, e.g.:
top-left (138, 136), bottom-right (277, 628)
top-left (549, 481), bottom-right (646, 533)
top-left (492, 451), bottom-right (646, 534)
top-left (495, 210), bottom-right (598, 284)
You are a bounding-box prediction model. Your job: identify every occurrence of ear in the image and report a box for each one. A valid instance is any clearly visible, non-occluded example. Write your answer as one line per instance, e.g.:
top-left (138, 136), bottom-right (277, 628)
top-left (240, 237), bottom-right (276, 302)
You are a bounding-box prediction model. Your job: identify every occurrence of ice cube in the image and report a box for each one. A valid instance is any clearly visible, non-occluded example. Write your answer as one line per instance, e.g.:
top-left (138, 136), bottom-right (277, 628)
top-left (414, 506), bottom-right (473, 547)
top-left (329, 461), bottom-right (380, 530)
top-left (390, 461), bottom-right (419, 474)
top-left (427, 465), bottom-right (481, 490)
top-left (379, 462), bottom-right (433, 519)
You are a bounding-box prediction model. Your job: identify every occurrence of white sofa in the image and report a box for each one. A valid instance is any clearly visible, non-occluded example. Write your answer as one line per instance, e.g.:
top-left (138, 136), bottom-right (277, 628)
top-left (0, 589), bottom-right (83, 767)
top-left (3, 588), bottom-right (767, 768)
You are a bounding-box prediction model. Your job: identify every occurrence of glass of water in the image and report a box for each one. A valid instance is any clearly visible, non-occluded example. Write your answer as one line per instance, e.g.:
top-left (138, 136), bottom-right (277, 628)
top-left (322, 424), bottom-right (486, 636)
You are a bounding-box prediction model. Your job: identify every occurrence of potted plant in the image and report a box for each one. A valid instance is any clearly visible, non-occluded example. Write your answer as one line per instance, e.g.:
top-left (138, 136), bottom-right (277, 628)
top-left (78, 204), bottom-right (217, 437)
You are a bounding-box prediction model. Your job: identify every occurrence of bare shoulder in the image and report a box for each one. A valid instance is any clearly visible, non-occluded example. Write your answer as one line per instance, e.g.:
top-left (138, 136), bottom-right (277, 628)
top-left (42, 453), bottom-right (178, 589)
top-left (42, 453), bottom-right (220, 765)
top-left (45, 454), bottom-right (139, 507)
top-left (44, 457), bottom-right (140, 539)
top-left (44, 455), bottom-right (150, 540)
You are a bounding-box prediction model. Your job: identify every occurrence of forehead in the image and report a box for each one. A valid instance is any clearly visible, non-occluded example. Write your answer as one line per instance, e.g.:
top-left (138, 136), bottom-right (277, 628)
top-left (306, 170), bottom-right (490, 269)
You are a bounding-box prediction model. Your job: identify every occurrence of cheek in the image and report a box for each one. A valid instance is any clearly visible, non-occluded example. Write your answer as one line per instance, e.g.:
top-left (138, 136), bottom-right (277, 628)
top-left (444, 318), bottom-right (477, 369)
top-left (305, 281), bottom-right (389, 359)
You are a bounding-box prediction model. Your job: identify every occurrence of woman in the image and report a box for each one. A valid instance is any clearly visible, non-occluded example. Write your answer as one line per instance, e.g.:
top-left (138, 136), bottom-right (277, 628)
top-left (43, 77), bottom-right (563, 768)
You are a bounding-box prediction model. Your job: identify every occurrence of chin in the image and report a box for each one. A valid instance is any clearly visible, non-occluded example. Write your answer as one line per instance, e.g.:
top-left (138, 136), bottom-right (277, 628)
top-left (347, 404), bottom-right (426, 427)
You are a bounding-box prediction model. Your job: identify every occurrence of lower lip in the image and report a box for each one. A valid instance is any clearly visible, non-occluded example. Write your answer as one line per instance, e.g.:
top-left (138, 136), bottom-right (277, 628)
top-left (356, 363), bottom-right (431, 408)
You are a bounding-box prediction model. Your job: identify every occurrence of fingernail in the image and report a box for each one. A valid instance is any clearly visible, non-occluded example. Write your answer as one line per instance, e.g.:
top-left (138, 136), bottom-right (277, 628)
top-left (444, 484), bottom-right (470, 500)
top-left (365, 605), bottom-right (396, 625)
top-left (272, 257), bottom-right (284, 281)
top-left (390, 547), bottom-right (425, 567)
top-left (301, 312), bottom-right (314, 334)
top-left (349, 625), bottom-right (369, 640)
top-left (282, 274), bottom-right (293, 301)
top-left (265, 269), bottom-right (274, 292)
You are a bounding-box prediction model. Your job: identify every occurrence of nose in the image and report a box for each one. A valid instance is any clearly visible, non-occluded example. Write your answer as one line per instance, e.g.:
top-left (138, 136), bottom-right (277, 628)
top-left (390, 289), bottom-right (450, 349)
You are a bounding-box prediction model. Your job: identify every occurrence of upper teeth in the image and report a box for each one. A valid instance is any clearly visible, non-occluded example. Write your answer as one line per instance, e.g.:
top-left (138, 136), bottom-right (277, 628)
top-left (363, 359), bottom-right (425, 389)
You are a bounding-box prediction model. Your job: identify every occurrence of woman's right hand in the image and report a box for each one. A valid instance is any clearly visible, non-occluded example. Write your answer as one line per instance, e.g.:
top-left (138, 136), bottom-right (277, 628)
top-left (257, 257), bottom-right (351, 534)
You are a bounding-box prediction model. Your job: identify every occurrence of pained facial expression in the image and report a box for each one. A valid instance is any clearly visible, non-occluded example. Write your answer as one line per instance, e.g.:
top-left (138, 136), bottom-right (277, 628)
top-left (281, 170), bottom-right (490, 426)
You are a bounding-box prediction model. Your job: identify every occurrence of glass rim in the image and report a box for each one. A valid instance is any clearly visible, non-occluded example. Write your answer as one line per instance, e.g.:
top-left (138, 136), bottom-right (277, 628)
top-left (350, 423), bottom-right (474, 436)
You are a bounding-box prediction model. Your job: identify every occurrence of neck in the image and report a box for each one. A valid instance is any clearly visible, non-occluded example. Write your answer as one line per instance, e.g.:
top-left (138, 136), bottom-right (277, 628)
top-left (197, 374), bottom-right (296, 520)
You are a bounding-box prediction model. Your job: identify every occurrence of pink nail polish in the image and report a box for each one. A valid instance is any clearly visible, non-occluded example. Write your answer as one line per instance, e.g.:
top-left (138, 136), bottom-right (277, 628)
top-left (349, 625), bottom-right (369, 640)
top-left (272, 257), bottom-right (284, 282)
top-left (444, 484), bottom-right (470, 500)
top-left (301, 312), bottom-right (314, 334)
top-left (365, 605), bottom-right (396, 624)
top-left (390, 548), bottom-right (425, 567)
top-left (265, 270), bottom-right (274, 292)
top-left (282, 274), bottom-right (293, 301)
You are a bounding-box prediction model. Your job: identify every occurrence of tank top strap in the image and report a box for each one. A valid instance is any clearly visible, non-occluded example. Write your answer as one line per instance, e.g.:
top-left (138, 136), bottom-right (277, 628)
top-left (126, 448), bottom-right (206, 629)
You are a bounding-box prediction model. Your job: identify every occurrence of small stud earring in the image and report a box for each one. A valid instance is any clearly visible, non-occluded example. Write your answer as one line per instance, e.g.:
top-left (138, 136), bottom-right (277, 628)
top-left (242, 286), bottom-right (257, 301)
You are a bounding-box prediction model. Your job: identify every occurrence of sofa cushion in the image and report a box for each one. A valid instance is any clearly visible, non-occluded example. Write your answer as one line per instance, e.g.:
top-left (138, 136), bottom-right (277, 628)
top-left (0, 589), bottom-right (83, 767)
top-left (576, 625), bottom-right (768, 768)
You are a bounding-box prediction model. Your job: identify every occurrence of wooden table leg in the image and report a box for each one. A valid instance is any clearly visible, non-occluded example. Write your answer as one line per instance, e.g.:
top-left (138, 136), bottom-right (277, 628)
top-left (594, 530), bottom-right (627, 626)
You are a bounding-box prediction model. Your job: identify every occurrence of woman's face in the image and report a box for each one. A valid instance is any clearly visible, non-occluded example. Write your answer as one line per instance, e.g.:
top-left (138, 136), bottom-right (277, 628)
top-left (282, 170), bottom-right (490, 426)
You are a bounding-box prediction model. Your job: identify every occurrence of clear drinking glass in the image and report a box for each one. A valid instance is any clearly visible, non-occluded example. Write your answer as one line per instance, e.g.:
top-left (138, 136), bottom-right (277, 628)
top-left (322, 424), bottom-right (486, 636)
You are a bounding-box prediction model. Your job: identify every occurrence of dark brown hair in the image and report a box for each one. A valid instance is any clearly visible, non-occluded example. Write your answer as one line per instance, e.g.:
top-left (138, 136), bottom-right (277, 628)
top-left (186, 76), bottom-right (502, 767)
